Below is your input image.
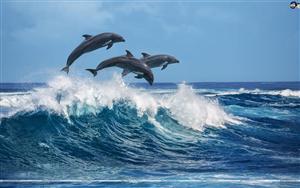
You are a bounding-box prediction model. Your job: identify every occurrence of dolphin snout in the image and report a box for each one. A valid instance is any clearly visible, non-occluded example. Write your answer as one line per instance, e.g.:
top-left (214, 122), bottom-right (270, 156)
top-left (172, 59), bottom-right (180, 64)
top-left (146, 74), bottom-right (154, 85)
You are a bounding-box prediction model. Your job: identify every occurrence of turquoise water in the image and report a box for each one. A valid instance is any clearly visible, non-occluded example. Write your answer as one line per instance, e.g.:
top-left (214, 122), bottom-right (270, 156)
top-left (0, 75), bottom-right (299, 187)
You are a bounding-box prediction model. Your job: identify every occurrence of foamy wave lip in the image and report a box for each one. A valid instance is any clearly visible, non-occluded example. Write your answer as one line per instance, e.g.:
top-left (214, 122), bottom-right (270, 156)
top-left (0, 74), bottom-right (240, 131)
top-left (267, 89), bottom-right (300, 97)
top-left (161, 84), bottom-right (239, 131)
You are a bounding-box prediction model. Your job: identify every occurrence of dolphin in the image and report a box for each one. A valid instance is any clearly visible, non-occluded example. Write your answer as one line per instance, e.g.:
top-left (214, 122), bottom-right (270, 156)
top-left (86, 50), bottom-right (154, 85)
top-left (122, 52), bottom-right (179, 77)
top-left (61, 32), bottom-right (125, 73)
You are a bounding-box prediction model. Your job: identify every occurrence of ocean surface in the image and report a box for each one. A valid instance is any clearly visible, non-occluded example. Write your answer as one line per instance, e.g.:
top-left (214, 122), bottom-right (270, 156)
top-left (0, 75), bottom-right (299, 187)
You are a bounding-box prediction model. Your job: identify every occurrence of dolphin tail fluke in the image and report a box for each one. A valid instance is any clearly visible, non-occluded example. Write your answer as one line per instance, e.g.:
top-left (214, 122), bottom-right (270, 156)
top-left (61, 66), bottom-right (69, 74)
top-left (86, 69), bottom-right (98, 77)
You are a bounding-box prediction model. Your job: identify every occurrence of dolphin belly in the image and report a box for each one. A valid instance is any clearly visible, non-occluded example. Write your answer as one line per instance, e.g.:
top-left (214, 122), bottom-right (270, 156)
top-left (84, 41), bottom-right (107, 52)
top-left (145, 59), bottom-right (166, 68)
top-left (133, 71), bottom-right (144, 75)
top-left (103, 40), bottom-right (112, 47)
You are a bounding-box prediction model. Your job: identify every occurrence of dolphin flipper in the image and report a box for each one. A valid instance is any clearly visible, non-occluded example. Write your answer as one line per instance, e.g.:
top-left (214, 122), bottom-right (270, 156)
top-left (134, 74), bottom-right (143, 79)
top-left (161, 64), bottom-right (168, 70)
top-left (122, 69), bottom-right (131, 77)
top-left (107, 42), bottom-right (113, 50)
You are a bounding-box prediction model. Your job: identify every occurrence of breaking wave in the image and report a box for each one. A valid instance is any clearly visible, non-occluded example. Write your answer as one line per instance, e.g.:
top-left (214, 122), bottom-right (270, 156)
top-left (0, 75), bottom-right (239, 131)
top-left (1, 75), bottom-right (299, 183)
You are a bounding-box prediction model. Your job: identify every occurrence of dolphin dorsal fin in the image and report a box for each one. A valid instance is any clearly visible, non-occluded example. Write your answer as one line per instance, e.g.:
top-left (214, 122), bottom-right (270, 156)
top-left (141, 52), bottom-right (150, 58)
top-left (126, 50), bottom-right (134, 58)
top-left (82, 34), bottom-right (92, 40)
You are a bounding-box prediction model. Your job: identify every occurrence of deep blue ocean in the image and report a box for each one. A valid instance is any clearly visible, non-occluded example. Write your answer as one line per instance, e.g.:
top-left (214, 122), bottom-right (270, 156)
top-left (0, 75), bottom-right (299, 187)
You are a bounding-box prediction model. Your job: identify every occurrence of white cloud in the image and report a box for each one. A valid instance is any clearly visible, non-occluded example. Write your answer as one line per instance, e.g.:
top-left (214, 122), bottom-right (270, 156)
top-left (5, 2), bottom-right (240, 45)
top-left (195, 6), bottom-right (240, 24)
top-left (7, 1), bottom-right (114, 43)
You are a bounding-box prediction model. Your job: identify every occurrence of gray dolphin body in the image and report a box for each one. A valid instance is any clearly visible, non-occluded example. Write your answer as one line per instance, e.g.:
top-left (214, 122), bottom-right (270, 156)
top-left (86, 50), bottom-right (154, 85)
top-left (61, 32), bottom-right (125, 73)
top-left (122, 53), bottom-right (179, 77)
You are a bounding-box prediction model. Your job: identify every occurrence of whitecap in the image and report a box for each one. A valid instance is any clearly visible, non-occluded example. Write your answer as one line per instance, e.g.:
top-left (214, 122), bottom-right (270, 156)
top-left (0, 74), bottom-right (241, 131)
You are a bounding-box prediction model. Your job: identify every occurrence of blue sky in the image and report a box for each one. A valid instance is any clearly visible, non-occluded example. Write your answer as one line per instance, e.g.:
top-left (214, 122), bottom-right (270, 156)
top-left (1, 0), bottom-right (299, 82)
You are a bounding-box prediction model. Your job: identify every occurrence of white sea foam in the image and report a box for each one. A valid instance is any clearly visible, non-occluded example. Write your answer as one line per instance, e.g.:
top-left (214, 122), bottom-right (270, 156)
top-left (208, 88), bottom-right (300, 98)
top-left (267, 89), bottom-right (300, 97)
top-left (0, 75), bottom-right (240, 131)
top-left (162, 84), bottom-right (239, 131)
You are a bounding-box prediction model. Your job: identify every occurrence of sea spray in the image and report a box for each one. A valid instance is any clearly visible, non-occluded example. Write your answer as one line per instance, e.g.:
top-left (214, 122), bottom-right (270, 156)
top-left (0, 74), bottom-right (239, 131)
top-left (0, 78), bottom-right (299, 182)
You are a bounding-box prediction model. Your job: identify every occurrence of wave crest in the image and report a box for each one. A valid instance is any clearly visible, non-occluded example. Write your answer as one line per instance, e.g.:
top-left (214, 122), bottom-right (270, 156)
top-left (0, 75), bottom-right (239, 131)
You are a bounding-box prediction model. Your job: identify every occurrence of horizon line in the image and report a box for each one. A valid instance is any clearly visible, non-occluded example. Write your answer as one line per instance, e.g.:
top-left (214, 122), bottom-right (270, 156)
top-left (0, 81), bottom-right (300, 84)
